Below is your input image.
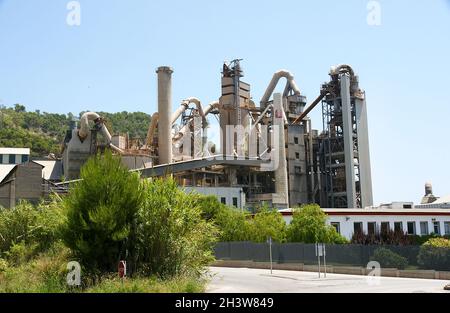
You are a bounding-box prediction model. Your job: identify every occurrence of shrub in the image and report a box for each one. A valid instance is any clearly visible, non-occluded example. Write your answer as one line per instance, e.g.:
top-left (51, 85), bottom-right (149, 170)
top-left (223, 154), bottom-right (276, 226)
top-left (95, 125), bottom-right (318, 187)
top-left (248, 208), bottom-right (287, 243)
top-left (0, 199), bottom-right (64, 257)
top-left (0, 258), bottom-right (7, 272)
top-left (351, 229), bottom-right (412, 246)
top-left (133, 178), bottom-right (218, 278)
top-left (371, 247), bottom-right (408, 270)
top-left (61, 151), bottom-right (143, 274)
top-left (214, 206), bottom-right (252, 242)
top-left (418, 238), bottom-right (450, 271)
top-left (286, 204), bottom-right (348, 244)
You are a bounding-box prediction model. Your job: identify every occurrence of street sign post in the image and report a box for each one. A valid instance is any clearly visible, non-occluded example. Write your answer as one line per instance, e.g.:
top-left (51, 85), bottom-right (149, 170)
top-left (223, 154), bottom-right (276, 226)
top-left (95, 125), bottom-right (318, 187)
top-left (267, 236), bottom-right (273, 275)
top-left (315, 243), bottom-right (326, 278)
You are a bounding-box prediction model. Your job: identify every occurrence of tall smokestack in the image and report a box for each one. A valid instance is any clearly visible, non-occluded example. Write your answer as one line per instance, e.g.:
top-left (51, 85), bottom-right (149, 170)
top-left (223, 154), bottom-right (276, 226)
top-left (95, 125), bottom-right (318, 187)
top-left (156, 66), bottom-right (173, 165)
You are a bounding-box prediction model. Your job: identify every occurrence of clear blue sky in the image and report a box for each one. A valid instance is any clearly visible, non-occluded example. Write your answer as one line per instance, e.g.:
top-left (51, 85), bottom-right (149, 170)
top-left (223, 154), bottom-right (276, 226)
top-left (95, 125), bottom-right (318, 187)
top-left (1, 0), bottom-right (449, 205)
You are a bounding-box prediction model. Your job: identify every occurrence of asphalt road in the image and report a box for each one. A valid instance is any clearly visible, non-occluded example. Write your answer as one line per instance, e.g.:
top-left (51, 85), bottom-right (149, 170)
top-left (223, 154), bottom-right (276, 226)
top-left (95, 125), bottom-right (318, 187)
top-left (207, 267), bottom-right (450, 293)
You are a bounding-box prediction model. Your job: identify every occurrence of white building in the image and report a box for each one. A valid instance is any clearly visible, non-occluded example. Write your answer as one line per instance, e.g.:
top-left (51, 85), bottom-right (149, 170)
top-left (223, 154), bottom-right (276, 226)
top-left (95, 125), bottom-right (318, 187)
top-left (280, 208), bottom-right (450, 240)
top-left (183, 186), bottom-right (245, 209)
top-left (0, 148), bottom-right (30, 164)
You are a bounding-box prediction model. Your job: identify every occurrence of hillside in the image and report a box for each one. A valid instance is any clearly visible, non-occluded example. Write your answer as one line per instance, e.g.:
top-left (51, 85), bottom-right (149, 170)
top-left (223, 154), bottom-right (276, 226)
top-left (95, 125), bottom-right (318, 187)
top-left (0, 104), bottom-right (151, 157)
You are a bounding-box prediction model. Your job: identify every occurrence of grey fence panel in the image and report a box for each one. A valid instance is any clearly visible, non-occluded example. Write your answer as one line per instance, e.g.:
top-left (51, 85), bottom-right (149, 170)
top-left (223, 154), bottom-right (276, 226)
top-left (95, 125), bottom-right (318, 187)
top-left (214, 242), bottom-right (450, 271)
top-left (276, 243), bottom-right (304, 263)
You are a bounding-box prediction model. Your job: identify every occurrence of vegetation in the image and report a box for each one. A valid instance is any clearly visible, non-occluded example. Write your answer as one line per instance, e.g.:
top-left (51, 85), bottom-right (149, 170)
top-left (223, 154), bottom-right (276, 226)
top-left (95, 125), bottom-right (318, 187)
top-left (351, 230), bottom-right (412, 246)
top-left (286, 204), bottom-right (348, 244)
top-left (0, 104), bottom-right (151, 157)
top-left (134, 178), bottom-right (217, 278)
top-left (371, 247), bottom-right (408, 270)
top-left (61, 151), bottom-right (142, 274)
top-left (417, 238), bottom-right (450, 270)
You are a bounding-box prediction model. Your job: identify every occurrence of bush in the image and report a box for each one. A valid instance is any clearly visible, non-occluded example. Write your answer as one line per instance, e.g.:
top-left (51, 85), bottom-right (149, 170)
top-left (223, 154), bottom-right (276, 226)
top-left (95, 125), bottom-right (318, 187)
top-left (0, 199), bottom-right (64, 257)
top-left (371, 247), bottom-right (408, 270)
top-left (351, 229), bottom-right (412, 246)
top-left (133, 178), bottom-right (218, 278)
top-left (61, 151), bottom-right (143, 274)
top-left (286, 204), bottom-right (348, 244)
top-left (418, 238), bottom-right (450, 271)
top-left (248, 208), bottom-right (287, 243)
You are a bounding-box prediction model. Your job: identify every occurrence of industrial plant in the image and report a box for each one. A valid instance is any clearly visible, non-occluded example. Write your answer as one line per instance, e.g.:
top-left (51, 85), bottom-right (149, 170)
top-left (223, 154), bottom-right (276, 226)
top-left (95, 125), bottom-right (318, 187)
top-left (60, 60), bottom-right (373, 210)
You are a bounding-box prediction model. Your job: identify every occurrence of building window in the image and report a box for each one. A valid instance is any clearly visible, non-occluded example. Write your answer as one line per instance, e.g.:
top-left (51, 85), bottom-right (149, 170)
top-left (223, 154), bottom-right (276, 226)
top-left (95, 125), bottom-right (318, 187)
top-left (21, 155), bottom-right (29, 163)
top-left (294, 166), bottom-right (302, 174)
top-left (354, 222), bottom-right (363, 234)
top-left (232, 197), bottom-right (238, 207)
top-left (220, 197), bottom-right (226, 205)
top-left (331, 222), bottom-right (340, 234)
top-left (394, 222), bottom-right (403, 233)
top-left (420, 222), bottom-right (429, 236)
top-left (433, 222), bottom-right (441, 235)
top-left (8, 154), bottom-right (15, 164)
top-left (444, 222), bottom-right (450, 235)
top-left (294, 137), bottom-right (299, 145)
top-left (381, 222), bottom-right (390, 234)
top-left (368, 222), bottom-right (376, 235)
top-left (407, 222), bottom-right (416, 235)
top-left (295, 152), bottom-right (300, 160)
top-left (0, 154), bottom-right (3, 164)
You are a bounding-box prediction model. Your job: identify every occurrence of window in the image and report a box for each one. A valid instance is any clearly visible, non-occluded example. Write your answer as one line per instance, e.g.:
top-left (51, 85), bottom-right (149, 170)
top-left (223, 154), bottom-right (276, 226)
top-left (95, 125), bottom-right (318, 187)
top-left (368, 222), bottom-right (376, 235)
top-left (232, 197), bottom-right (238, 207)
top-left (294, 166), bottom-right (302, 174)
top-left (407, 222), bottom-right (416, 235)
top-left (294, 137), bottom-right (299, 145)
top-left (220, 197), bottom-right (226, 205)
top-left (0, 154), bottom-right (3, 164)
top-left (445, 222), bottom-right (450, 235)
top-left (394, 222), bottom-right (403, 233)
top-left (331, 222), bottom-right (340, 234)
top-left (381, 222), bottom-right (390, 234)
top-left (433, 222), bottom-right (441, 235)
top-left (21, 155), bottom-right (29, 163)
top-left (403, 204), bottom-right (412, 209)
top-left (420, 222), bottom-right (429, 236)
top-left (295, 152), bottom-right (300, 160)
top-left (8, 154), bottom-right (15, 164)
top-left (354, 222), bottom-right (363, 234)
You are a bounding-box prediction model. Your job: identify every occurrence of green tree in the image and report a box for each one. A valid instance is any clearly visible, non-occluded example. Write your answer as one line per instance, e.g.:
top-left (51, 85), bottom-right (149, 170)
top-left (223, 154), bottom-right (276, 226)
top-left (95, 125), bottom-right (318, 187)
top-left (248, 208), bottom-right (287, 243)
top-left (134, 178), bottom-right (218, 278)
top-left (287, 204), bottom-right (348, 244)
top-left (61, 151), bottom-right (142, 274)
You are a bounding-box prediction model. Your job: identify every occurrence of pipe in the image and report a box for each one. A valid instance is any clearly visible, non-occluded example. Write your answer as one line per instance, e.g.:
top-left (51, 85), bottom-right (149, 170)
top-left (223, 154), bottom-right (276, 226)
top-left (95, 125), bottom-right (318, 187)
top-left (291, 91), bottom-right (327, 125)
top-left (203, 100), bottom-right (220, 116)
top-left (156, 66), bottom-right (174, 165)
top-left (77, 111), bottom-right (124, 154)
top-left (260, 70), bottom-right (301, 107)
top-left (330, 64), bottom-right (355, 77)
top-left (146, 113), bottom-right (159, 147)
top-left (171, 103), bottom-right (189, 124)
top-left (78, 112), bottom-right (101, 140)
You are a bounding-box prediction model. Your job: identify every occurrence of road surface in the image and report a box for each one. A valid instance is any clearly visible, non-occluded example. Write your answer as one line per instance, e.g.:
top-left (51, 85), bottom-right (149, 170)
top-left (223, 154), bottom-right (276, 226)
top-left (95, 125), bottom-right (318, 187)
top-left (207, 267), bottom-right (450, 293)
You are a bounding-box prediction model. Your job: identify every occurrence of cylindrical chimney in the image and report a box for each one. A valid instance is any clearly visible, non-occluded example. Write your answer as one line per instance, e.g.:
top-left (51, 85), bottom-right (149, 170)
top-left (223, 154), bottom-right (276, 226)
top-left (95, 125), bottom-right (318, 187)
top-left (156, 66), bottom-right (173, 165)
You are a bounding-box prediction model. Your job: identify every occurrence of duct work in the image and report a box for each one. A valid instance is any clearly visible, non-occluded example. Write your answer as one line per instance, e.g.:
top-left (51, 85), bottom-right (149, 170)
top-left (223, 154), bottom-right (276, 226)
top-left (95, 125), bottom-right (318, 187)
top-left (62, 60), bottom-right (373, 210)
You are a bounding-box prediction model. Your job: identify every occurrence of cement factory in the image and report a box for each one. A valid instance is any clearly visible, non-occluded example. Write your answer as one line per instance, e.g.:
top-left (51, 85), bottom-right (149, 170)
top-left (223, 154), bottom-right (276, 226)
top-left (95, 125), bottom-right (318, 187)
top-left (60, 60), bottom-right (373, 210)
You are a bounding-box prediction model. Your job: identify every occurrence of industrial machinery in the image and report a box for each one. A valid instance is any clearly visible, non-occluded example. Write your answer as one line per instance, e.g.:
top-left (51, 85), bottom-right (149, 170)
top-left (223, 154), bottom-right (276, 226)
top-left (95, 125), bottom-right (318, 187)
top-left (62, 60), bottom-right (373, 209)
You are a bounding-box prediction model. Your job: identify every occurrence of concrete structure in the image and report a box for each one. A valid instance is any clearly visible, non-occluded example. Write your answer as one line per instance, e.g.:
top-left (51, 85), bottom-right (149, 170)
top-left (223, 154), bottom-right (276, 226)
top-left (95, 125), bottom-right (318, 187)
top-left (280, 208), bottom-right (450, 240)
top-left (61, 60), bottom-right (373, 210)
top-left (0, 161), bottom-right (43, 208)
top-left (184, 186), bottom-right (245, 209)
top-left (0, 148), bottom-right (30, 164)
top-left (156, 66), bottom-right (174, 165)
